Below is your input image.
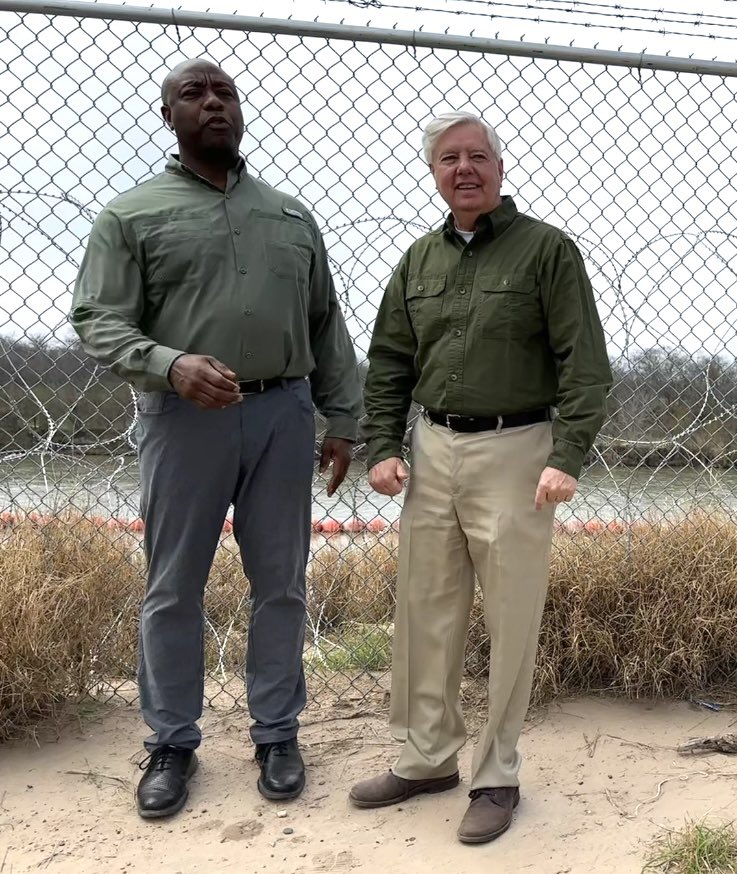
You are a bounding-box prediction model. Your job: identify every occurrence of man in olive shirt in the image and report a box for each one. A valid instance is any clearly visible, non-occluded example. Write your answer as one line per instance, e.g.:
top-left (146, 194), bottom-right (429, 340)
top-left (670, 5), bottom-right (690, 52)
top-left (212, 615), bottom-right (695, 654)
top-left (349, 112), bottom-right (611, 843)
top-left (71, 59), bottom-right (361, 819)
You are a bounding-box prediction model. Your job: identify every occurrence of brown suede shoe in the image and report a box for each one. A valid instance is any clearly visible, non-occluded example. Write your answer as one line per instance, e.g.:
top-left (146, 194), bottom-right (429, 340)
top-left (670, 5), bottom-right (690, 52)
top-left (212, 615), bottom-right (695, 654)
top-left (457, 786), bottom-right (520, 844)
top-left (349, 769), bottom-right (460, 809)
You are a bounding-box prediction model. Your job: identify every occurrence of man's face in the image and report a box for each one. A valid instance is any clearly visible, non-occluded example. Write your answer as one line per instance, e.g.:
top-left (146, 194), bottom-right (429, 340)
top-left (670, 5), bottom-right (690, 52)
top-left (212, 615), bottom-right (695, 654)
top-left (430, 123), bottom-right (504, 221)
top-left (162, 63), bottom-right (244, 161)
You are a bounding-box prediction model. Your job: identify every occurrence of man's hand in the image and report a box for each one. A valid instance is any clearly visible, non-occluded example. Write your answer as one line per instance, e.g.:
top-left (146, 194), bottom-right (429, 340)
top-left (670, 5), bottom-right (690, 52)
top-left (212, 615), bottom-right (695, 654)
top-left (534, 466), bottom-right (578, 510)
top-left (320, 438), bottom-right (354, 497)
top-left (369, 457), bottom-right (409, 496)
top-left (169, 354), bottom-right (241, 409)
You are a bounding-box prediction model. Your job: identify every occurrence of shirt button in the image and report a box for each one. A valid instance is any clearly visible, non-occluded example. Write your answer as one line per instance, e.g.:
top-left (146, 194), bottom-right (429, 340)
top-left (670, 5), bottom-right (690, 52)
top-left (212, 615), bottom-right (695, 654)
top-left (503, 279), bottom-right (509, 286)
top-left (234, 228), bottom-right (241, 235)
top-left (225, 194), bottom-right (231, 200)
top-left (239, 267), bottom-right (247, 274)
top-left (245, 352), bottom-right (253, 359)
top-left (244, 309), bottom-right (252, 315)
top-left (454, 329), bottom-right (462, 337)
top-left (467, 251), bottom-right (473, 257)
top-left (459, 288), bottom-right (467, 295)
top-left (449, 373), bottom-right (458, 381)
top-left (417, 284), bottom-right (424, 291)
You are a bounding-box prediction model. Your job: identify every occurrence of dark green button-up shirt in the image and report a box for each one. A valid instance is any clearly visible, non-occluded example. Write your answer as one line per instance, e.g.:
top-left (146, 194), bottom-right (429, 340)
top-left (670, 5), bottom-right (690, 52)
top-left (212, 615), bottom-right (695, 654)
top-left (70, 156), bottom-right (361, 441)
top-left (364, 196), bottom-right (612, 477)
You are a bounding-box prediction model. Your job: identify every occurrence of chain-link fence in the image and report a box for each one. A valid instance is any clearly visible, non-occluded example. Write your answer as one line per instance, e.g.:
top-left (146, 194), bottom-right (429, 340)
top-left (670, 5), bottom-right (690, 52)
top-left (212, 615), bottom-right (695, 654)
top-left (1, 1), bottom-right (737, 718)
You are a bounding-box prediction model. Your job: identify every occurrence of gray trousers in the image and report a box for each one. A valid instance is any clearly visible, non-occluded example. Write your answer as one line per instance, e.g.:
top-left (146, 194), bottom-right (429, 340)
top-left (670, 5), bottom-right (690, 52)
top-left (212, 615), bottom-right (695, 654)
top-left (135, 377), bottom-right (315, 751)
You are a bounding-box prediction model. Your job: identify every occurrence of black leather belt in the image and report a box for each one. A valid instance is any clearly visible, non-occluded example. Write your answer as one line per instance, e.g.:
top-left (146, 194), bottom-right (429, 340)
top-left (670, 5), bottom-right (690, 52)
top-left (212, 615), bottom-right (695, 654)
top-left (237, 377), bottom-right (283, 394)
top-left (425, 407), bottom-right (550, 432)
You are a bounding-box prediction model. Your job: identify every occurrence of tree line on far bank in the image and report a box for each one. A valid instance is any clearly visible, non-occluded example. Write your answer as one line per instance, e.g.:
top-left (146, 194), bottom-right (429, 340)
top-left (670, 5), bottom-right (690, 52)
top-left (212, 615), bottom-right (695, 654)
top-left (1, 336), bottom-right (735, 469)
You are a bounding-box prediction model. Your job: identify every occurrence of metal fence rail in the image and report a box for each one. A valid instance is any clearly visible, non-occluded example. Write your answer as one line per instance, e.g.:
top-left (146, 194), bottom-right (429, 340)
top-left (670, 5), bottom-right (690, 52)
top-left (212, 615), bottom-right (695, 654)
top-left (1, 0), bottom-right (736, 708)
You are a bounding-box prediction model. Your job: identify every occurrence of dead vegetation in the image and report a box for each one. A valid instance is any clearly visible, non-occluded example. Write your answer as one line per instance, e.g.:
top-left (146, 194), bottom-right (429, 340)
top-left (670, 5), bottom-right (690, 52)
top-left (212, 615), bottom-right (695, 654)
top-left (3, 513), bottom-right (737, 739)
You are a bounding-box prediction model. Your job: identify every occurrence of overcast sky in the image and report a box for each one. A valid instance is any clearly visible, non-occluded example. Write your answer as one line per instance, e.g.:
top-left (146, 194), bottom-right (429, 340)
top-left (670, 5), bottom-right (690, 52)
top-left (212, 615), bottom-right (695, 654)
top-left (1, 0), bottom-right (736, 361)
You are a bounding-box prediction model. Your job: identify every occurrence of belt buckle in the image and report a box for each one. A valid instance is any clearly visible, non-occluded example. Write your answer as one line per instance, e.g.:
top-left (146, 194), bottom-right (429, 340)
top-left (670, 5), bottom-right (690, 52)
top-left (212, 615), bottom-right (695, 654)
top-left (445, 414), bottom-right (460, 432)
top-left (240, 379), bottom-right (264, 396)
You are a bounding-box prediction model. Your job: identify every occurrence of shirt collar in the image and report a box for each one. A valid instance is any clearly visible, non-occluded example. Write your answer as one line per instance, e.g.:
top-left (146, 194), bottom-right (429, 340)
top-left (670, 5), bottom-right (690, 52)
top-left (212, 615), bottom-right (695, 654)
top-left (165, 154), bottom-right (246, 188)
top-left (443, 195), bottom-right (519, 241)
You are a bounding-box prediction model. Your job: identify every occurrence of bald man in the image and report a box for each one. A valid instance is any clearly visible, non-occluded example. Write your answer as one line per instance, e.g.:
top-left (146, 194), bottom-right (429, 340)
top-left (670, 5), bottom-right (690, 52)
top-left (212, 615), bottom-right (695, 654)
top-left (71, 59), bottom-right (362, 819)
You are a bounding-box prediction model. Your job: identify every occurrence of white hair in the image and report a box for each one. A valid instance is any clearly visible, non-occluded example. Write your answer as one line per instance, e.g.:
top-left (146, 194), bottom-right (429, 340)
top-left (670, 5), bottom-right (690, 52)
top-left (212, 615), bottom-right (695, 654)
top-left (421, 112), bottom-right (502, 164)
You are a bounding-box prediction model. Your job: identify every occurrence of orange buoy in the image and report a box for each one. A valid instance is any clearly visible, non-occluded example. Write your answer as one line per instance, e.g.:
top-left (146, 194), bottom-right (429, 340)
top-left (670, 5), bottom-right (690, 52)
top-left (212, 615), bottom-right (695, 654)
top-left (366, 518), bottom-right (388, 533)
top-left (583, 519), bottom-right (605, 534)
top-left (222, 518), bottom-right (234, 534)
top-left (318, 518), bottom-right (341, 534)
top-left (128, 518), bottom-right (145, 533)
top-left (342, 518), bottom-right (366, 533)
top-left (391, 519), bottom-right (401, 532)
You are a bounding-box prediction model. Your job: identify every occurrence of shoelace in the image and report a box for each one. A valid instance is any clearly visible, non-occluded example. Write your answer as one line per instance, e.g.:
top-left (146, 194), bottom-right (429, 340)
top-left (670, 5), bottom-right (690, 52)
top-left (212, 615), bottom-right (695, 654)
top-left (138, 745), bottom-right (181, 772)
top-left (268, 741), bottom-right (290, 757)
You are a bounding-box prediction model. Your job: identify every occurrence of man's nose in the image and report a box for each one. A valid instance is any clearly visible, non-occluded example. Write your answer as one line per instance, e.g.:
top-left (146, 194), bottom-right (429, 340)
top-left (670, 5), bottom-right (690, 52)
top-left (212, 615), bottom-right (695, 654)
top-left (456, 154), bottom-right (472, 173)
top-left (202, 88), bottom-right (225, 109)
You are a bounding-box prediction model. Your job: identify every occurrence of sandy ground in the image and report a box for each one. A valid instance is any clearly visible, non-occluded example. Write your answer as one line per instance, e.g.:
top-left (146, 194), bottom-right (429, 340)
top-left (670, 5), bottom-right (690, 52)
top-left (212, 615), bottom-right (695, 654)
top-left (1, 697), bottom-right (737, 874)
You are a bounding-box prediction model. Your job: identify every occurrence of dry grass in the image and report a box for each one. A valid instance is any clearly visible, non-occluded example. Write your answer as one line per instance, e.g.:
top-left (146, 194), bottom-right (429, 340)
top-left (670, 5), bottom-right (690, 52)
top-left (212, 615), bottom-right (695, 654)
top-left (3, 514), bottom-right (737, 739)
top-left (0, 516), bottom-right (141, 740)
top-left (468, 514), bottom-right (737, 703)
top-left (308, 538), bottom-right (398, 629)
top-left (643, 819), bottom-right (737, 873)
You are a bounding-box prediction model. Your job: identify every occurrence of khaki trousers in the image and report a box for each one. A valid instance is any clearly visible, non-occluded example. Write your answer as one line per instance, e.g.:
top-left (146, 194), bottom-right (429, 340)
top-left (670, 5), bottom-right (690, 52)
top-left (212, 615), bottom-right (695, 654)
top-left (390, 414), bottom-right (555, 789)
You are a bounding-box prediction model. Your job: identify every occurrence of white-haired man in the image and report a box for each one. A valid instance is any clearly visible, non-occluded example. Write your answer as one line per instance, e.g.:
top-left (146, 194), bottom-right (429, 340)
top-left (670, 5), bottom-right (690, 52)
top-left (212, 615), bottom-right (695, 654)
top-left (349, 112), bottom-right (611, 843)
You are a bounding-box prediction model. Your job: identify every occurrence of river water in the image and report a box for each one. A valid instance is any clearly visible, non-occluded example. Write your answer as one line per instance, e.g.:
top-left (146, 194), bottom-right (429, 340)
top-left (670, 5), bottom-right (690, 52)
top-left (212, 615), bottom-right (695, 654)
top-left (1, 456), bottom-right (736, 525)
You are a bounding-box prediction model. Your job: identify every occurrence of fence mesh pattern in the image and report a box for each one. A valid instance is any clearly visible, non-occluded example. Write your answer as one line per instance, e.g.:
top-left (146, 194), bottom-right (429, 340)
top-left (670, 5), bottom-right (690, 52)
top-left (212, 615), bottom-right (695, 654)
top-left (1, 7), bottom-right (737, 709)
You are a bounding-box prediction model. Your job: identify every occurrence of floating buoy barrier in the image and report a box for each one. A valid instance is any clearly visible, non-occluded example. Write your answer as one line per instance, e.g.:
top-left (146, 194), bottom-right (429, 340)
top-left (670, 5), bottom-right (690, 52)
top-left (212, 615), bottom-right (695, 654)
top-left (341, 517), bottom-right (367, 533)
top-left (0, 513), bottom-right (656, 538)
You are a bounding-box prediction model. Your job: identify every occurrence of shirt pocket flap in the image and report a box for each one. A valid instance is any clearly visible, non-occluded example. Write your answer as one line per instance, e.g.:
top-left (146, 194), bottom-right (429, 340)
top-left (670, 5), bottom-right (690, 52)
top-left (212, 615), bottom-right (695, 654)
top-left (406, 275), bottom-right (447, 299)
top-left (475, 273), bottom-right (536, 294)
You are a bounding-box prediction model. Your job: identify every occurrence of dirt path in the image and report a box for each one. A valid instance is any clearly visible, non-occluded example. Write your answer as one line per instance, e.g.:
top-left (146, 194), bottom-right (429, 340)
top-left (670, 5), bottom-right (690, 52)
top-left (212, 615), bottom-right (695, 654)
top-left (1, 698), bottom-right (736, 873)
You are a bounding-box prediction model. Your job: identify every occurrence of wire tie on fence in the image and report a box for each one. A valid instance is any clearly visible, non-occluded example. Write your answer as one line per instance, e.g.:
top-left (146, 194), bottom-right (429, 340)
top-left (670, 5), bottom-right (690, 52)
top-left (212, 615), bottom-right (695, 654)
top-left (170, 6), bottom-right (181, 44)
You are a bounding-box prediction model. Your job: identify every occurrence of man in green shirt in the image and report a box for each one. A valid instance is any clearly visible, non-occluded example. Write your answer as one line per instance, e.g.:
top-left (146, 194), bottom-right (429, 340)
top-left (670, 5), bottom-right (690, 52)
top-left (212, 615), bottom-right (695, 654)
top-left (349, 112), bottom-right (611, 844)
top-left (70, 59), bottom-right (361, 819)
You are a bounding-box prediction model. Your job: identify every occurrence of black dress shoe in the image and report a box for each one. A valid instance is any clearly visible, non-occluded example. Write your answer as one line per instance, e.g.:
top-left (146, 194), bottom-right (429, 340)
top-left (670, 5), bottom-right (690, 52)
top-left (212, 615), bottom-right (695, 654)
top-left (255, 739), bottom-right (305, 800)
top-left (136, 746), bottom-right (198, 819)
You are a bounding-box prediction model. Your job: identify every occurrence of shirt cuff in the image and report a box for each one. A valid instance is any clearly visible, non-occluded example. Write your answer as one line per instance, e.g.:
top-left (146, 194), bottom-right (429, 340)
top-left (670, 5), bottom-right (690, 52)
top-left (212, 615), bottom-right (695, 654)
top-left (366, 440), bottom-right (405, 470)
top-left (325, 415), bottom-right (358, 442)
top-left (149, 345), bottom-right (187, 387)
top-left (546, 441), bottom-right (586, 480)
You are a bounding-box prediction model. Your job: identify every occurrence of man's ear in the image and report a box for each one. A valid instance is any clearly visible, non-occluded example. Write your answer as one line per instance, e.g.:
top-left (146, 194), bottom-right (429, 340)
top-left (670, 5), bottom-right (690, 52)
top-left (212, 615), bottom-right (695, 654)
top-left (498, 158), bottom-right (504, 183)
top-left (161, 105), bottom-right (173, 131)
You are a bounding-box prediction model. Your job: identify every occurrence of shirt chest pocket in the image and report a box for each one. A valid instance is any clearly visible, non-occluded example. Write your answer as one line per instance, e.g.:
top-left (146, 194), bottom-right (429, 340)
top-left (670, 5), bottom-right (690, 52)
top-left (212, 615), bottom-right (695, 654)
top-left (474, 273), bottom-right (542, 339)
top-left (258, 210), bottom-right (314, 289)
top-left (142, 220), bottom-right (226, 285)
top-left (265, 238), bottom-right (312, 287)
top-left (406, 275), bottom-right (446, 342)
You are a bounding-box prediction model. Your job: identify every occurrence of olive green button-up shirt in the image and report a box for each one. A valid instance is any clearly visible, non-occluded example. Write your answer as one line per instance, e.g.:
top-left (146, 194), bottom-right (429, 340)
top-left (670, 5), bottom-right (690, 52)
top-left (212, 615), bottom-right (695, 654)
top-left (70, 155), bottom-right (361, 441)
top-left (364, 196), bottom-right (612, 478)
